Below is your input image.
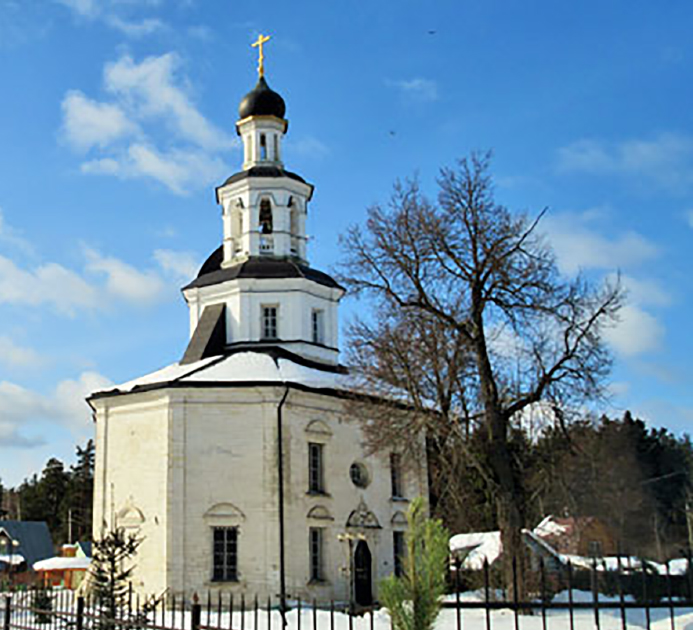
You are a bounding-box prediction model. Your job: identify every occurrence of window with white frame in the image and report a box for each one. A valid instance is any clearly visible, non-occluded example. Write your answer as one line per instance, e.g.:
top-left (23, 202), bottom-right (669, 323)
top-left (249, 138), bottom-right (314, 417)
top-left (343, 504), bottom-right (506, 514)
top-left (309, 527), bottom-right (325, 582)
top-left (261, 305), bottom-right (278, 340)
top-left (212, 526), bottom-right (238, 582)
top-left (311, 309), bottom-right (324, 344)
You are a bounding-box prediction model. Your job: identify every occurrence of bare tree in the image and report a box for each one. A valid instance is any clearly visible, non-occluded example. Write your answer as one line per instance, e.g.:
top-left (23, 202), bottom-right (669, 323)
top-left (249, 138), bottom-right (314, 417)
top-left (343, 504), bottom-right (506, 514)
top-left (338, 152), bottom-right (622, 594)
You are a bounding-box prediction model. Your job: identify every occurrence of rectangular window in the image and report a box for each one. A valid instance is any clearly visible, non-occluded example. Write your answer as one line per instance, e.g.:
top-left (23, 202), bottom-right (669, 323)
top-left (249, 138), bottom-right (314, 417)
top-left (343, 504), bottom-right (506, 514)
top-left (393, 531), bottom-right (405, 577)
top-left (309, 527), bottom-right (324, 582)
top-left (308, 442), bottom-right (324, 493)
top-left (262, 305), bottom-right (278, 339)
top-left (212, 526), bottom-right (238, 582)
top-left (311, 309), bottom-right (324, 344)
top-left (390, 453), bottom-right (403, 498)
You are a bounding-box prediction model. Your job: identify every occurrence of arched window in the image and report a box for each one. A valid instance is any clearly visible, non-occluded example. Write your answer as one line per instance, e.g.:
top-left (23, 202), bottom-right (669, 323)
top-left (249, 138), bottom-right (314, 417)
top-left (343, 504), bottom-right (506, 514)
top-left (232, 209), bottom-right (243, 254)
top-left (259, 199), bottom-right (273, 234)
top-left (260, 134), bottom-right (267, 160)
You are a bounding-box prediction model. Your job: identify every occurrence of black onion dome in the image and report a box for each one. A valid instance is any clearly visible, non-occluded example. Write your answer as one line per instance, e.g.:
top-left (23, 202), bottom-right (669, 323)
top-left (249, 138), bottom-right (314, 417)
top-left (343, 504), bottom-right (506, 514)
top-left (238, 76), bottom-right (286, 119)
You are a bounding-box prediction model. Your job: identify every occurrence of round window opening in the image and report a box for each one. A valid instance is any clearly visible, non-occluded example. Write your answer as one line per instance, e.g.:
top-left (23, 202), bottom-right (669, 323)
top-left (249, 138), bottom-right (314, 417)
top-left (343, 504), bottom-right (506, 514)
top-left (350, 462), bottom-right (370, 488)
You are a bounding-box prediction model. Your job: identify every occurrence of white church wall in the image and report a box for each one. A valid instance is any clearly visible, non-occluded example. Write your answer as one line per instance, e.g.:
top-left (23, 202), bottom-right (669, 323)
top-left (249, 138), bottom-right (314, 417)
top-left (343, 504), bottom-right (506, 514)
top-left (92, 392), bottom-right (171, 596)
top-left (172, 388), bottom-right (280, 597)
top-left (94, 384), bottom-right (428, 601)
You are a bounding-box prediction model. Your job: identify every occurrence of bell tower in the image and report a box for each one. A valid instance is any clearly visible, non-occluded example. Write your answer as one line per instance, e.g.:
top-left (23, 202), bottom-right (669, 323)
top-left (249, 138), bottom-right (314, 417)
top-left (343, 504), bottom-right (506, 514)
top-left (182, 35), bottom-right (344, 367)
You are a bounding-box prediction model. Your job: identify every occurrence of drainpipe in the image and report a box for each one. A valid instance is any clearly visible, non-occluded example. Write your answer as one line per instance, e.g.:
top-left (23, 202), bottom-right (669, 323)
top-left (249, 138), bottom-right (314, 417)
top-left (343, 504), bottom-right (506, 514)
top-left (277, 385), bottom-right (290, 627)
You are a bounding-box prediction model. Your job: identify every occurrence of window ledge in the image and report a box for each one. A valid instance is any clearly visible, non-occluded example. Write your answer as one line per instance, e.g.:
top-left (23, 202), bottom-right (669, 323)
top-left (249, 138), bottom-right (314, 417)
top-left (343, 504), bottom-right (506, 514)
top-left (306, 490), bottom-right (331, 498)
top-left (307, 578), bottom-right (330, 586)
top-left (208, 578), bottom-right (241, 585)
top-left (390, 496), bottom-right (409, 503)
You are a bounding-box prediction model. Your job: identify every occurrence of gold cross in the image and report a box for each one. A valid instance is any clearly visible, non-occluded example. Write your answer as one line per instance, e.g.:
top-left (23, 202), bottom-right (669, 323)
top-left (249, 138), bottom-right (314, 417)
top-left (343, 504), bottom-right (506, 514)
top-left (251, 33), bottom-right (271, 77)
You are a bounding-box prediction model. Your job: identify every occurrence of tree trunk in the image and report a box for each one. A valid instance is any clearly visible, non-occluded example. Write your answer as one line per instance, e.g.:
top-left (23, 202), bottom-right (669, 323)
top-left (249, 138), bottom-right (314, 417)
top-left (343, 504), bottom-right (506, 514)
top-left (471, 302), bottom-right (528, 600)
top-left (489, 437), bottom-right (527, 602)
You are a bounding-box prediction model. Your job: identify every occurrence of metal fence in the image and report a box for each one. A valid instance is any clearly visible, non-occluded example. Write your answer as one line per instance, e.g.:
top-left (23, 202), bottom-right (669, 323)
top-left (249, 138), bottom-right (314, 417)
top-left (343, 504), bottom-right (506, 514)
top-left (2, 559), bottom-right (693, 630)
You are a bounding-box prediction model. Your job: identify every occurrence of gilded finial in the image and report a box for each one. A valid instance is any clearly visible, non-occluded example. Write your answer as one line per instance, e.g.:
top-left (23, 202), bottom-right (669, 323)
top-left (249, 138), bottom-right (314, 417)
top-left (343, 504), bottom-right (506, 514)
top-left (251, 33), bottom-right (271, 77)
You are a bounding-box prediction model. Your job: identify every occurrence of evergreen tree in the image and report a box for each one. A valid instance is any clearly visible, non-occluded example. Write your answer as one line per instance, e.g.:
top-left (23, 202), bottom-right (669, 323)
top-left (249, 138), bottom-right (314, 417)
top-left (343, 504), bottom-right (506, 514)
top-left (380, 498), bottom-right (449, 630)
top-left (90, 528), bottom-right (142, 629)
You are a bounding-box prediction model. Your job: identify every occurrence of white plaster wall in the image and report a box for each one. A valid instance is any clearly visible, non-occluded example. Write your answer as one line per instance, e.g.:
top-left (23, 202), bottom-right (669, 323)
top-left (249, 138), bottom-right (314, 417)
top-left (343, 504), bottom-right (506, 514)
top-left (183, 278), bottom-right (343, 365)
top-left (92, 393), bottom-right (171, 595)
top-left (93, 385), bottom-right (428, 602)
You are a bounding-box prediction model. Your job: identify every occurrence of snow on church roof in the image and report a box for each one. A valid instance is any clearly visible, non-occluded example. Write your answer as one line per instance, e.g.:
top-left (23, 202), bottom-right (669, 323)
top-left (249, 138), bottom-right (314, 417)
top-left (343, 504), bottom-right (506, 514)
top-left (91, 351), bottom-right (356, 400)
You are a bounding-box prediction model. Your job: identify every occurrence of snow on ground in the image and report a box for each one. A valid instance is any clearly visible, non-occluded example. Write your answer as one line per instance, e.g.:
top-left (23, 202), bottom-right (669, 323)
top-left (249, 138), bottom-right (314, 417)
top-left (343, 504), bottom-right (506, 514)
top-left (4, 589), bottom-right (693, 630)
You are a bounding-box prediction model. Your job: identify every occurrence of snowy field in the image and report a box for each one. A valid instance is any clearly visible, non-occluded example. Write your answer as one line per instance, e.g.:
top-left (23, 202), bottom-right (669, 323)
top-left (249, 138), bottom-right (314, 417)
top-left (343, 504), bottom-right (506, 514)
top-left (3, 589), bottom-right (693, 630)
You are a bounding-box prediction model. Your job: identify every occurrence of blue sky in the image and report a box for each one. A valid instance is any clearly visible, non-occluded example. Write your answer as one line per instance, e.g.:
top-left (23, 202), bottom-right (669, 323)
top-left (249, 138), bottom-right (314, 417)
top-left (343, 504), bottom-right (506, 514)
top-left (1, 0), bottom-right (692, 486)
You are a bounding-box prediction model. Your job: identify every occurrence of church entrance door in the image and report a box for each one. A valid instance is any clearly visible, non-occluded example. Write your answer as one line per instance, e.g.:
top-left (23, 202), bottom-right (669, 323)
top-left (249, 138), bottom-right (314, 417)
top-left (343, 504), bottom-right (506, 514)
top-left (353, 540), bottom-right (372, 606)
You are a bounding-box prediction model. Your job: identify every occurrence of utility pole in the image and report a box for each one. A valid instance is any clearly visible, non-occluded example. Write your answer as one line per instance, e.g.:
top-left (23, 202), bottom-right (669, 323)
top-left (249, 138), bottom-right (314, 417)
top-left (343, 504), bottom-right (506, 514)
top-left (685, 495), bottom-right (693, 555)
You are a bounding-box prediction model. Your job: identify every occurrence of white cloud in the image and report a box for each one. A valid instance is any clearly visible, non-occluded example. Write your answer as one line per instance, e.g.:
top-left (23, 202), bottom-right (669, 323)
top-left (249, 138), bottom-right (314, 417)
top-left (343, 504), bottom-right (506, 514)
top-left (0, 337), bottom-right (45, 369)
top-left (544, 211), bottom-right (659, 275)
top-left (104, 53), bottom-right (233, 150)
top-left (0, 207), bottom-right (33, 254)
top-left (62, 53), bottom-right (234, 194)
top-left (0, 253), bottom-right (100, 315)
top-left (61, 90), bottom-right (137, 151)
top-left (82, 143), bottom-right (229, 195)
top-left (603, 304), bottom-right (664, 357)
top-left (56, 0), bottom-right (98, 17)
top-left (388, 78), bottom-right (439, 103)
top-left (557, 133), bottom-right (693, 193)
top-left (0, 370), bottom-right (113, 446)
top-left (84, 247), bottom-right (166, 304)
top-left (106, 15), bottom-right (165, 37)
top-left (53, 371), bottom-right (113, 431)
top-left (56, 0), bottom-right (169, 37)
top-left (617, 274), bottom-right (672, 308)
top-left (153, 249), bottom-right (199, 281)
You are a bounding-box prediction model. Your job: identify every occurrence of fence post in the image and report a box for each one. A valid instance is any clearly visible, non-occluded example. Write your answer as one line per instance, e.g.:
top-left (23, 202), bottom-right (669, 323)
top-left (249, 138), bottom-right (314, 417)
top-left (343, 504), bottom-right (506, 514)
top-left (3, 596), bottom-right (10, 630)
top-left (191, 597), bottom-right (201, 630)
top-left (76, 597), bottom-right (85, 630)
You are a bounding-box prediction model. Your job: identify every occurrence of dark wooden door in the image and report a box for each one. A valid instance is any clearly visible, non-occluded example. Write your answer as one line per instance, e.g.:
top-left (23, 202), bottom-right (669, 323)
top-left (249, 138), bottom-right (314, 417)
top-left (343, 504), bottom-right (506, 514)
top-left (354, 540), bottom-right (372, 606)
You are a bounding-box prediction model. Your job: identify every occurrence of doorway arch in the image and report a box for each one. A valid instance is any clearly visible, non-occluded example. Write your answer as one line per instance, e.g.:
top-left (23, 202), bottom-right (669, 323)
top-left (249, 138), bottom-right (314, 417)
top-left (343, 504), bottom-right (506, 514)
top-left (354, 540), bottom-right (372, 606)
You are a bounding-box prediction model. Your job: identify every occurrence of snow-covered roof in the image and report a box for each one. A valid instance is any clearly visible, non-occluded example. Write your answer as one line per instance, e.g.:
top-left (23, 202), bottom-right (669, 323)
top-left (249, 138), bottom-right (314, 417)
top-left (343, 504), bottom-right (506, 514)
top-left (92, 351), bottom-right (357, 399)
top-left (449, 531), bottom-right (502, 570)
top-left (0, 553), bottom-right (25, 566)
top-left (533, 516), bottom-right (570, 538)
top-left (33, 557), bottom-right (92, 572)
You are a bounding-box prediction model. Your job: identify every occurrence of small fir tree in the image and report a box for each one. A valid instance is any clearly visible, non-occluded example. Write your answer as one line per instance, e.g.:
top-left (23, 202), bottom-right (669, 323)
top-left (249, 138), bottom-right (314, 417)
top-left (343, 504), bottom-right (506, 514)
top-left (90, 527), bottom-right (142, 629)
top-left (380, 498), bottom-right (449, 630)
top-left (32, 585), bottom-right (53, 624)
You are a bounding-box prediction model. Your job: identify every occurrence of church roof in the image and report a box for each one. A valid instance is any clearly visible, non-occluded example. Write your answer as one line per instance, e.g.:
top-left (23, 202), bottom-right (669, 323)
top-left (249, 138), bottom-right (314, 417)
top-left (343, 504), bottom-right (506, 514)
top-left (184, 248), bottom-right (344, 291)
top-left (89, 350), bottom-right (356, 401)
top-left (238, 76), bottom-right (286, 120)
top-left (218, 165), bottom-right (311, 189)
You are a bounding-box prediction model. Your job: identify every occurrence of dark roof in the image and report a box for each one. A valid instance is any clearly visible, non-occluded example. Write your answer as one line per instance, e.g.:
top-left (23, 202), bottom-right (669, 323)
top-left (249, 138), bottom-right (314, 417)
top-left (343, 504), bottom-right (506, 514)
top-left (0, 521), bottom-right (54, 567)
top-left (181, 303), bottom-right (226, 365)
top-left (219, 166), bottom-right (311, 190)
top-left (238, 76), bottom-right (286, 120)
top-left (184, 248), bottom-right (344, 292)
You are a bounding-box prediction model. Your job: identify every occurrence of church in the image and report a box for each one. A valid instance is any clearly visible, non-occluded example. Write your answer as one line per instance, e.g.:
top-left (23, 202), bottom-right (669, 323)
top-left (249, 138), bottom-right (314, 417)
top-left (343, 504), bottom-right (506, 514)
top-left (89, 36), bottom-right (428, 605)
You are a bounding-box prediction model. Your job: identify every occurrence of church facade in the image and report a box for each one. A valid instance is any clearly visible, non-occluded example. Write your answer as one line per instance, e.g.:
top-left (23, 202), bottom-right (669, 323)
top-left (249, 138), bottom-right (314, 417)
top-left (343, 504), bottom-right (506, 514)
top-left (89, 50), bottom-right (428, 604)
